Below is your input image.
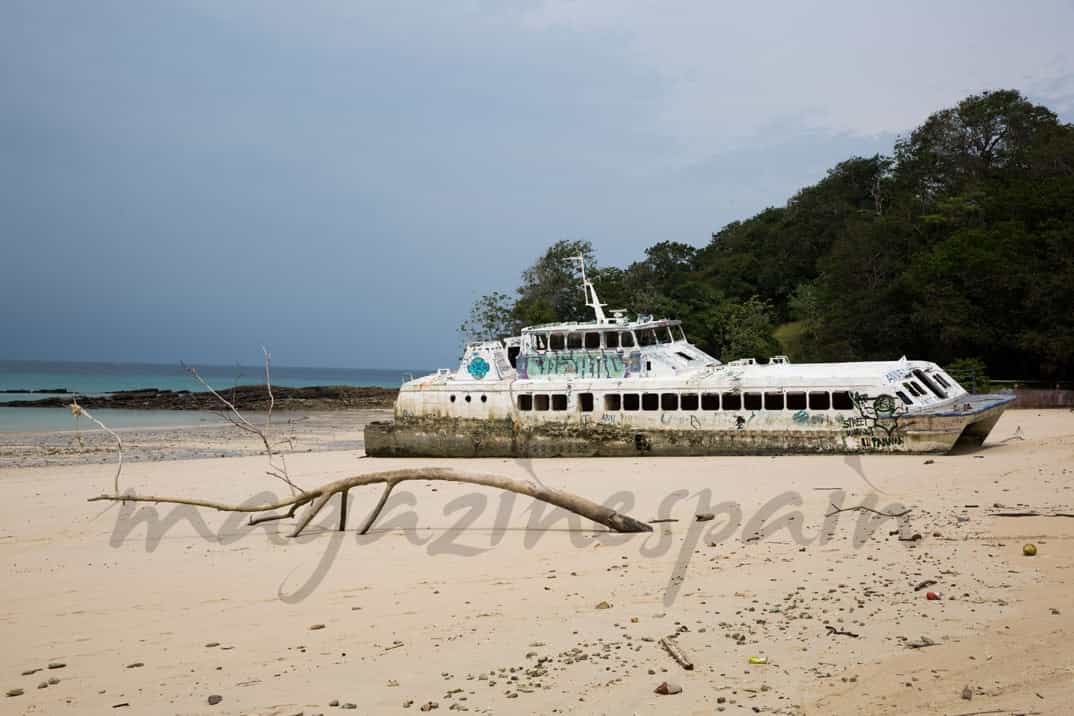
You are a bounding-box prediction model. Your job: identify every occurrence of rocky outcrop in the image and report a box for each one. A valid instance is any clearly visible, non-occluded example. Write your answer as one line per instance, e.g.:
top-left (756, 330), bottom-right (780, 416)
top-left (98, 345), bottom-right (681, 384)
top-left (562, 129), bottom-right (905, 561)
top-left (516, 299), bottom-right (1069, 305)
top-left (0, 385), bottom-right (398, 411)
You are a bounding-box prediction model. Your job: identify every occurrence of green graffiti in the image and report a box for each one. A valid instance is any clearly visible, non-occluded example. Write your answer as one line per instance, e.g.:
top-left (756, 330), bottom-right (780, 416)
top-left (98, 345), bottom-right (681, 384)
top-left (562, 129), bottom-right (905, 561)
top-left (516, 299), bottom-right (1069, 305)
top-left (519, 351), bottom-right (640, 379)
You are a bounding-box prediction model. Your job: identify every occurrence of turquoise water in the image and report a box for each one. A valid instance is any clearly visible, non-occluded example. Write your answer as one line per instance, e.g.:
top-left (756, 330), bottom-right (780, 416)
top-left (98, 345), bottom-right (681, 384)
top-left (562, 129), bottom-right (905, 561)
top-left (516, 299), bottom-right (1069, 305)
top-left (0, 407), bottom-right (221, 433)
top-left (0, 360), bottom-right (424, 433)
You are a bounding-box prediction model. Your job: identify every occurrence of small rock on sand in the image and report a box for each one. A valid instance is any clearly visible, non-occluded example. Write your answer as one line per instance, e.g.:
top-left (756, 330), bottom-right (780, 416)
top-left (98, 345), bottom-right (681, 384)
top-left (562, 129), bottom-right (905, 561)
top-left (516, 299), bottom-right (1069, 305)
top-left (208, 694), bottom-right (223, 705)
top-left (961, 685), bottom-right (973, 700)
top-left (47, 662), bottom-right (66, 670)
top-left (309, 624), bottom-right (326, 631)
top-left (654, 681), bottom-right (682, 695)
top-left (6, 689), bottom-right (24, 697)
top-left (595, 601), bottom-right (612, 610)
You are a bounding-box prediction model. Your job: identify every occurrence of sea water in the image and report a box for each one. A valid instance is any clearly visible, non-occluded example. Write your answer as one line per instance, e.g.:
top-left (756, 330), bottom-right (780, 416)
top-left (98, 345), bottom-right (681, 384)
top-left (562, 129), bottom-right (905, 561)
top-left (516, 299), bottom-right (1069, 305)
top-left (0, 360), bottom-right (425, 433)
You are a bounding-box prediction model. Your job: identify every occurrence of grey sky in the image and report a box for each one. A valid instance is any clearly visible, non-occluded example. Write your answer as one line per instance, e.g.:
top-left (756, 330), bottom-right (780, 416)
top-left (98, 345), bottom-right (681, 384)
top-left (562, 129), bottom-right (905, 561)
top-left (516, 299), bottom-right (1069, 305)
top-left (3, 1), bottom-right (1072, 369)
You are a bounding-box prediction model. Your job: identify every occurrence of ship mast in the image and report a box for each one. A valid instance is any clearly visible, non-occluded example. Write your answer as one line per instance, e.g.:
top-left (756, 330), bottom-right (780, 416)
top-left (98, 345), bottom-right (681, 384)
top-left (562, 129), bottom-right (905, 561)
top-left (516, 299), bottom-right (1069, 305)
top-left (573, 255), bottom-right (608, 324)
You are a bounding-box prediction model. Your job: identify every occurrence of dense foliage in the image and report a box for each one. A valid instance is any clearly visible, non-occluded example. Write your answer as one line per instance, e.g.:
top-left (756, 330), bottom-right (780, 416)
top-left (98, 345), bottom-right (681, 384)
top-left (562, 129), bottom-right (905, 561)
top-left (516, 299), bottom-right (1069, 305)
top-left (461, 90), bottom-right (1074, 380)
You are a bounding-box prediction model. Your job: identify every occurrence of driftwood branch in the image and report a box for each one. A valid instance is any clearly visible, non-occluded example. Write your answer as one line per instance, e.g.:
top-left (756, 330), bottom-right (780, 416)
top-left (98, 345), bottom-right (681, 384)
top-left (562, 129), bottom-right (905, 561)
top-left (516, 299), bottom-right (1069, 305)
top-left (89, 468), bottom-right (653, 538)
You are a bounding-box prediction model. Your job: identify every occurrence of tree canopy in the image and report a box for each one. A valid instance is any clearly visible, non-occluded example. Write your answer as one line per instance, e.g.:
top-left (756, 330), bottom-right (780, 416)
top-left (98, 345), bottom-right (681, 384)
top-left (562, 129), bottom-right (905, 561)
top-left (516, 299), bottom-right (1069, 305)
top-left (461, 90), bottom-right (1074, 380)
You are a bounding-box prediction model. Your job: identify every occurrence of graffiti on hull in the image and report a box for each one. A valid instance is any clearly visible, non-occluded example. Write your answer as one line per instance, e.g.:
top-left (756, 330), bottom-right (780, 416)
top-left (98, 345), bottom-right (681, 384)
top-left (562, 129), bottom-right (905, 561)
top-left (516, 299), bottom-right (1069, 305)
top-left (844, 393), bottom-right (908, 449)
top-left (517, 351), bottom-right (642, 380)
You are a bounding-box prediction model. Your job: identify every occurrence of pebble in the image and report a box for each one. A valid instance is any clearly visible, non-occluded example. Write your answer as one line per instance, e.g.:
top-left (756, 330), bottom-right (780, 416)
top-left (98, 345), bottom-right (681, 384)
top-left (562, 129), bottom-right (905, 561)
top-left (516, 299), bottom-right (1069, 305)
top-left (595, 601), bottom-right (612, 610)
top-left (420, 701), bottom-right (440, 711)
top-left (208, 694), bottom-right (223, 705)
top-left (126, 662), bottom-right (143, 669)
top-left (6, 688), bottom-right (24, 697)
top-left (20, 669), bottom-right (40, 676)
top-left (309, 624), bottom-right (326, 631)
top-left (961, 685), bottom-right (973, 700)
top-left (328, 699), bottom-right (339, 707)
top-left (341, 704), bottom-right (357, 710)
top-left (204, 642), bottom-right (220, 648)
top-left (654, 681), bottom-right (682, 695)
top-left (47, 662), bottom-right (66, 670)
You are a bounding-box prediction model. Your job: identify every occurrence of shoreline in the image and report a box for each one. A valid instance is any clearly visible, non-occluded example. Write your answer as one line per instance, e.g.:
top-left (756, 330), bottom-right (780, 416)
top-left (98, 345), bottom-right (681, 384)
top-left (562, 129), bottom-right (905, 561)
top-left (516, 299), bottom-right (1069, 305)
top-left (0, 408), bottom-right (392, 469)
top-left (0, 383), bottom-right (398, 411)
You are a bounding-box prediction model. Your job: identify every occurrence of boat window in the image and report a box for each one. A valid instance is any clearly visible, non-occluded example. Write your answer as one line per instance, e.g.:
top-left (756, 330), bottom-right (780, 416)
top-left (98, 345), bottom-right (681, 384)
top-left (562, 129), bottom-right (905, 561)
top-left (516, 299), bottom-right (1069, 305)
top-left (896, 391), bottom-right (912, 405)
top-left (786, 392), bottom-right (807, 410)
top-left (675, 351), bottom-right (694, 361)
top-left (744, 392), bottom-right (763, 411)
top-left (658, 327), bottom-right (674, 344)
top-left (638, 329), bottom-right (658, 347)
top-left (909, 381), bottom-right (925, 396)
top-left (722, 393), bottom-right (742, 410)
top-left (764, 392), bottom-right (784, 411)
top-left (551, 394), bottom-right (568, 411)
top-left (605, 332), bottom-right (620, 349)
top-left (832, 391), bottom-right (855, 410)
top-left (701, 393), bottom-right (720, 410)
top-left (914, 369), bottom-right (947, 398)
top-left (623, 393), bottom-right (640, 411)
top-left (661, 393), bottom-right (678, 411)
top-left (567, 333), bottom-right (583, 350)
top-left (578, 393), bottom-right (594, 412)
top-left (549, 334), bottom-right (565, 351)
top-left (620, 332), bottom-right (636, 348)
top-left (517, 395), bottom-right (532, 411)
top-left (680, 393), bottom-right (699, 411)
top-left (604, 394), bottom-right (621, 411)
top-left (642, 393), bottom-right (659, 411)
top-left (934, 374), bottom-right (949, 388)
top-left (532, 334), bottom-right (547, 351)
top-left (808, 392), bottom-right (830, 410)
top-left (535, 394), bottom-right (550, 411)
top-left (507, 345), bottom-right (520, 369)
top-left (450, 395), bottom-right (456, 403)
top-left (673, 326), bottom-right (687, 342)
top-left (584, 333), bottom-right (600, 350)
top-left (465, 395), bottom-right (472, 402)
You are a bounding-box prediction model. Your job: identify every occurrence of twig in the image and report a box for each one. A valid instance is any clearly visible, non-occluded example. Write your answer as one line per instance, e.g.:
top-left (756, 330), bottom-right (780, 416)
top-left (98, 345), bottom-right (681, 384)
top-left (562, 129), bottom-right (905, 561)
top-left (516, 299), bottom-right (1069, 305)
top-left (659, 637), bottom-right (694, 670)
top-left (70, 402), bottom-right (124, 495)
top-left (182, 357), bottom-right (302, 495)
top-left (826, 503), bottom-right (912, 518)
top-left (993, 512), bottom-right (1074, 518)
top-left (824, 625), bottom-right (859, 638)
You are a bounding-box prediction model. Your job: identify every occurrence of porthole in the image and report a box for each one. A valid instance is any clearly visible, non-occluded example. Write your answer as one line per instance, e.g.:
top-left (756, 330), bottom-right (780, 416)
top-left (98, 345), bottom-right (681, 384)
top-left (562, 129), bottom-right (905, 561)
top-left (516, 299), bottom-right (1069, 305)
top-left (480, 395), bottom-right (487, 403)
top-left (450, 395), bottom-right (456, 403)
top-left (465, 395), bottom-right (472, 403)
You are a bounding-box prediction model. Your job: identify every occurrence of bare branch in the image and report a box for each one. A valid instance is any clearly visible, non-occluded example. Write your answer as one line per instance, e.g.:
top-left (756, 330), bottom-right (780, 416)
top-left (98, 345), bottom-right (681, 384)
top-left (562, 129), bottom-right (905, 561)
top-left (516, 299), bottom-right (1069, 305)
top-left (826, 503), bottom-right (912, 518)
top-left (70, 401), bottom-right (124, 494)
top-left (88, 468), bottom-right (654, 538)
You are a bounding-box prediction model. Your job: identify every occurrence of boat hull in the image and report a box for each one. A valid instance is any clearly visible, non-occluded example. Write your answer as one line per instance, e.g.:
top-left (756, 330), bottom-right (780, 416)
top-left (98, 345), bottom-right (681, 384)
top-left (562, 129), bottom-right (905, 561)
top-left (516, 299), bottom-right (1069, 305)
top-left (364, 394), bottom-right (1015, 457)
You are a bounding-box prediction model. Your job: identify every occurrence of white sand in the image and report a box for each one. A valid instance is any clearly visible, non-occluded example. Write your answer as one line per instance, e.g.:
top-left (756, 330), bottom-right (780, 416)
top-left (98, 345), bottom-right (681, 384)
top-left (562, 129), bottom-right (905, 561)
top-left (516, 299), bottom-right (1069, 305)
top-left (2, 410), bottom-right (1072, 715)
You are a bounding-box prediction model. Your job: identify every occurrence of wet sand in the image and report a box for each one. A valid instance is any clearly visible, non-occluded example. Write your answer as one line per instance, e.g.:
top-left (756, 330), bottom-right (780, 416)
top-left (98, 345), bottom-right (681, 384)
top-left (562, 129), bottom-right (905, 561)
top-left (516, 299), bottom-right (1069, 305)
top-left (2, 410), bottom-right (1072, 715)
top-left (0, 410), bottom-right (390, 469)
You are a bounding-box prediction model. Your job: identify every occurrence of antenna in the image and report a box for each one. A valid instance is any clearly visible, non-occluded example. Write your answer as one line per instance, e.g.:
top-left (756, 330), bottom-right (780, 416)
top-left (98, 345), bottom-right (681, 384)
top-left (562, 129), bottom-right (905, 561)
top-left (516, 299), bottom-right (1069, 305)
top-left (572, 255), bottom-right (607, 324)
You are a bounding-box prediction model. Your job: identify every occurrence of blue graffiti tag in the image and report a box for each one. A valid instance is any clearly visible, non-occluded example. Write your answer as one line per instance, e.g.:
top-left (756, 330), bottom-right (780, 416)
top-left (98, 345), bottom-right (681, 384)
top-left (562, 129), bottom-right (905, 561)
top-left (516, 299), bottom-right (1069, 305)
top-left (467, 355), bottom-right (490, 380)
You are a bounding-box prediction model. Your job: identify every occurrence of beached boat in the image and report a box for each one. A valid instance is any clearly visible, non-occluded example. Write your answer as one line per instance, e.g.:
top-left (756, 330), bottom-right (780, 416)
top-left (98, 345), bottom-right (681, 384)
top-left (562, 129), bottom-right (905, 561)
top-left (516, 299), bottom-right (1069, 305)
top-left (365, 264), bottom-right (1014, 457)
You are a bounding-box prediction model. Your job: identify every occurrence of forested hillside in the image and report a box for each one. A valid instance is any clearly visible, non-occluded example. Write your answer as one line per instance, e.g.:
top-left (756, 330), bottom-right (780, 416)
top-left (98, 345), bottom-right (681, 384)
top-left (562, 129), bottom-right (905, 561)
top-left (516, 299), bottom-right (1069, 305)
top-left (461, 90), bottom-right (1074, 381)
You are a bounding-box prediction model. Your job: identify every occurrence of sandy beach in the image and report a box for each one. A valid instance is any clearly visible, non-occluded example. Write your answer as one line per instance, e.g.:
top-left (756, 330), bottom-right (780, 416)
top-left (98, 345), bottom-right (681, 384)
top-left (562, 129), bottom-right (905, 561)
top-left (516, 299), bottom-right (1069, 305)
top-left (2, 409), bottom-right (1073, 715)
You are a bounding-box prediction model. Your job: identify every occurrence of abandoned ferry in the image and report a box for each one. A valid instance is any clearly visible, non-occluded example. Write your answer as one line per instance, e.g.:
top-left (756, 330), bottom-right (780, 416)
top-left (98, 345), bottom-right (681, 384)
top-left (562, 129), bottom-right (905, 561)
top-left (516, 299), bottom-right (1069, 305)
top-left (365, 265), bottom-right (1014, 457)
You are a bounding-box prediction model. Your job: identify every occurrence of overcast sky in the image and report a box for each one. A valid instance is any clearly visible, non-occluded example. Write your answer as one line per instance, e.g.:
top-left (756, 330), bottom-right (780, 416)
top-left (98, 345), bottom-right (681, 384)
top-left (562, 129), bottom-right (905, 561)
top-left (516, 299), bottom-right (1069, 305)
top-left (3, 1), bottom-right (1073, 369)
